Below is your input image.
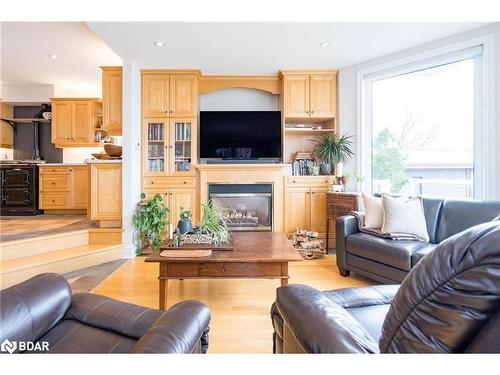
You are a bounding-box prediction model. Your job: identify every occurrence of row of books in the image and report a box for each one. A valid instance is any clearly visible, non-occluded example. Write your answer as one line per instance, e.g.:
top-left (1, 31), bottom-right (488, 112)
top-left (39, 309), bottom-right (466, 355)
top-left (148, 159), bottom-right (164, 172)
top-left (148, 124), bottom-right (163, 141)
top-left (291, 159), bottom-right (318, 176)
top-left (175, 123), bottom-right (191, 141)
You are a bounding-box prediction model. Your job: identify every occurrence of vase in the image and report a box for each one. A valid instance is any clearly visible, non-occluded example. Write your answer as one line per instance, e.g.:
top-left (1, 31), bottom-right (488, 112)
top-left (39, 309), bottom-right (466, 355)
top-left (178, 219), bottom-right (193, 234)
top-left (320, 163), bottom-right (333, 175)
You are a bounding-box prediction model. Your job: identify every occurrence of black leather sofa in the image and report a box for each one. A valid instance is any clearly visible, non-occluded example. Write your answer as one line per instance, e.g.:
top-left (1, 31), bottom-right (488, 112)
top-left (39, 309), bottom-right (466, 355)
top-left (336, 197), bottom-right (500, 283)
top-left (271, 221), bottom-right (500, 353)
top-left (0, 273), bottom-right (211, 353)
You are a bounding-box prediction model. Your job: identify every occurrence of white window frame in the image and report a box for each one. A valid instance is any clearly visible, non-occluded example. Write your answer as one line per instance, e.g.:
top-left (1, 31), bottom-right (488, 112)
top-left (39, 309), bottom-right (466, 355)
top-left (356, 34), bottom-right (494, 199)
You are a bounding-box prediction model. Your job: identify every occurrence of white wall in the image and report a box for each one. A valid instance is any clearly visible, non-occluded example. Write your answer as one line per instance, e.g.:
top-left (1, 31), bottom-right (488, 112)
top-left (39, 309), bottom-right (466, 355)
top-left (339, 23), bottom-right (500, 199)
top-left (121, 60), bottom-right (142, 258)
top-left (200, 88), bottom-right (278, 111)
top-left (1, 84), bottom-right (54, 104)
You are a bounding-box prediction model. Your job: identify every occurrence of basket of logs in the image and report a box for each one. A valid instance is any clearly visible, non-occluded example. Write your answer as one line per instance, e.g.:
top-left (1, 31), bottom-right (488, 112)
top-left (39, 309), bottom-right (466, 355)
top-left (288, 229), bottom-right (326, 260)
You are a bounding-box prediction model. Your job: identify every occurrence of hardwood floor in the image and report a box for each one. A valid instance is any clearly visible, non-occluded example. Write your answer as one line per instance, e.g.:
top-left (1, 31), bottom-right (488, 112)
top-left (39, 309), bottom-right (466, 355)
top-left (0, 213), bottom-right (91, 241)
top-left (92, 254), bottom-right (373, 353)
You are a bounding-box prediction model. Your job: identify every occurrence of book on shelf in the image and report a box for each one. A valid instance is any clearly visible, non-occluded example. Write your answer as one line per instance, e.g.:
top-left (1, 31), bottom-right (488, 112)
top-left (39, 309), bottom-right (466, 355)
top-left (291, 159), bottom-right (319, 176)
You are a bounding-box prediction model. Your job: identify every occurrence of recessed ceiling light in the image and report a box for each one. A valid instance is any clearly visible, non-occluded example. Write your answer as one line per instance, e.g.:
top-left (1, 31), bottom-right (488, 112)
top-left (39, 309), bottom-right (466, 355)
top-left (48, 54), bottom-right (59, 60)
top-left (318, 42), bottom-right (330, 48)
top-left (153, 41), bottom-right (166, 47)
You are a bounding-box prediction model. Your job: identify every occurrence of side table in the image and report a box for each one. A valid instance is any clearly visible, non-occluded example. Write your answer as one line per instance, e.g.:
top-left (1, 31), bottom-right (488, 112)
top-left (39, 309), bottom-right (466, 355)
top-left (326, 192), bottom-right (361, 252)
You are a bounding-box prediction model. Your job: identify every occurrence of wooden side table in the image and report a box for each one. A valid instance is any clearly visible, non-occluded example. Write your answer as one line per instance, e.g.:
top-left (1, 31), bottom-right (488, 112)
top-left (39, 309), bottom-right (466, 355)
top-left (326, 192), bottom-right (361, 252)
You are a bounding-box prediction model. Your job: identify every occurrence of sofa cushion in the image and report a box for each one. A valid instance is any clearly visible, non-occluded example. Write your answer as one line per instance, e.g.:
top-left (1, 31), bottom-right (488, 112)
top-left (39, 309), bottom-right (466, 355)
top-left (381, 195), bottom-right (429, 242)
top-left (346, 232), bottom-right (428, 271)
top-left (422, 198), bottom-right (444, 244)
top-left (436, 199), bottom-right (500, 243)
top-left (411, 244), bottom-right (437, 267)
top-left (38, 319), bottom-right (137, 353)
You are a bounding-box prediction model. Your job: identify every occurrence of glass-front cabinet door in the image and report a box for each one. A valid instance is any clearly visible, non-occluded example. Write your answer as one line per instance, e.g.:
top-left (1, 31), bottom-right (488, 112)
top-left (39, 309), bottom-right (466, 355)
top-left (169, 118), bottom-right (196, 175)
top-left (143, 119), bottom-right (168, 175)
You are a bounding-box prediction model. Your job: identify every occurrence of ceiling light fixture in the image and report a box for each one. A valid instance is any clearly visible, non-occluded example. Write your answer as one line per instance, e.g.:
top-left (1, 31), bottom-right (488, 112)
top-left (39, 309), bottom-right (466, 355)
top-left (153, 41), bottom-right (166, 47)
top-left (318, 42), bottom-right (331, 48)
top-left (48, 54), bottom-right (59, 60)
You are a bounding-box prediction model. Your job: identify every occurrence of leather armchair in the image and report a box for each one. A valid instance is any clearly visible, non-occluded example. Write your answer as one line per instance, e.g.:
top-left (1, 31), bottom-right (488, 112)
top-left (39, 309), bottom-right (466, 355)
top-left (336, 197), bottom-right (500, 283)
top-left (272, 221), bottom-right (500, 353)
top-left (0, 273), bottom-right (211, 353)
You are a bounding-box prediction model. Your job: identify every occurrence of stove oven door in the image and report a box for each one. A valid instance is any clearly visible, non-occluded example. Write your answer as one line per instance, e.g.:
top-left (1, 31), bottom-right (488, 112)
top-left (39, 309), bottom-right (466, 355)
top-left (1, 167), bottom-right (33, 207)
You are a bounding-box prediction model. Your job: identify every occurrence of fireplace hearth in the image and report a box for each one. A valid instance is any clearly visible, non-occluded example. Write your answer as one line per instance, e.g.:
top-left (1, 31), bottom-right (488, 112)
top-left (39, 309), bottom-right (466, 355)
top-left (208, 183), bottom-right (272, 231)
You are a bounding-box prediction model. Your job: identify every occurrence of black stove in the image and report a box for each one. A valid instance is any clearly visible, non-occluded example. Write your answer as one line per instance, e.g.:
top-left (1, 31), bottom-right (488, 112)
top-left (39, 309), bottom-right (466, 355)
top-left (0, 160), bottom-right (44, 216)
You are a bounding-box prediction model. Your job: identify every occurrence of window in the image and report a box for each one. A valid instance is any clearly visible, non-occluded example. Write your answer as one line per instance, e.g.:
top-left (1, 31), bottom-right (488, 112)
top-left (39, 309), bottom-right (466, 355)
top-left (359, 43), bottom-right (489, 199)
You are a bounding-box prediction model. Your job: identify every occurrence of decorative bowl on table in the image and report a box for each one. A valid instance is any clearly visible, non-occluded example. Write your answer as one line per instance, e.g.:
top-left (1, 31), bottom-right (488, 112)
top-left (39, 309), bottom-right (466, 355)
top-left (104, 144), bottom-right (122, 157)
top-left (91, 153), bottom-right (110, 160)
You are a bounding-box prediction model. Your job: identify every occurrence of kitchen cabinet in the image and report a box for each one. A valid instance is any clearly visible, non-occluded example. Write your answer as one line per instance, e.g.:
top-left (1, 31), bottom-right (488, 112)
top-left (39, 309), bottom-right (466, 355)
top-left (284, 176), bottom-right (333, 237)
top-left (39, 166), bottom-right (88, 209)
top-left (1, 103), bottom-right (14, 148)
top-left (51, 98), bottom-right (102, 147)
top-left (142, 73), bottom-right (198, 118)
top-left (102, 66), bottom-right (122, 135)
top-left (281, 71), bottom-right (337, 120)
top-left (88, 162), bottom-right (122, 227)
top-left (142, 117), bottom-right (197, 176)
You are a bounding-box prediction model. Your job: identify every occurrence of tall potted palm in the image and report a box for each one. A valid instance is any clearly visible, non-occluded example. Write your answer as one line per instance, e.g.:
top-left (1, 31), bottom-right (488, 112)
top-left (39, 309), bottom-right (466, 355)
top-left (310, 133), bottom-right (354, 175)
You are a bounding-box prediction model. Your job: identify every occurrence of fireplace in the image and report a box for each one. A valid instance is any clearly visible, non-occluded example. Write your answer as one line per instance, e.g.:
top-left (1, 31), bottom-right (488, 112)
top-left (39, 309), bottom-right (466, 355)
top-left (208, 183), bottom-right (272, 231)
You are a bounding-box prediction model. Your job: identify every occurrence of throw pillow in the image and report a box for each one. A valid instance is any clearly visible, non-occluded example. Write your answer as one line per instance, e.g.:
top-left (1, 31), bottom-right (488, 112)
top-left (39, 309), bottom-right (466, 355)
top-left (362, 193), bottom-right (383, 229)
top-left (381, 194), bottom-right (430, 242)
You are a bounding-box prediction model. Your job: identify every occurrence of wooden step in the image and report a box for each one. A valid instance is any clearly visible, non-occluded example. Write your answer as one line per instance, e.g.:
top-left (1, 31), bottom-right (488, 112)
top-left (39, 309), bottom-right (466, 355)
top-left (1, 229), bottom-right (89, 261)
top-left (0, 244), bottom-right (123, 289)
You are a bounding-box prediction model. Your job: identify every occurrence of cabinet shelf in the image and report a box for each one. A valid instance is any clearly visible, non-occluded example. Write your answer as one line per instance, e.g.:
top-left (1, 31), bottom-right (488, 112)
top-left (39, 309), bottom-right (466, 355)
top-left (285, 128), bottom-right (335, 134)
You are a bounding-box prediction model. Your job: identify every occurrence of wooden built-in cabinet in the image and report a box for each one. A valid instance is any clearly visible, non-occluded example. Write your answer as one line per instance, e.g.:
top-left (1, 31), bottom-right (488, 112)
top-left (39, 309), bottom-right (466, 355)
top-left (142, 73), bottom-right (198, 118)
top-left (39, 166), bottom-right (88, 209)
top-left (101, 66), bottom-right (122, 135)
top-left (284, 176), bottom-right (334, 237)
top-left (1, 103), bottom-right (14, 148)
top-left (88, 162), bottom-right (122, 227)
top-left (142, 176), bottom-right (198, 223)
top-left (51, 98), bottom-right (102, 148)
top-left (281, 70), bottom-right (337, 120)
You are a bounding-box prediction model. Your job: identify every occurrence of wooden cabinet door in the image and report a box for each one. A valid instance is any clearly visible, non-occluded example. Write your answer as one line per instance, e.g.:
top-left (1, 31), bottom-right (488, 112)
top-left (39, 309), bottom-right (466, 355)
top-left (102, 67), bottom-right (122, 134)
top-left (72, 101), bottom-right (93, 142)
top-left (71, 166), bottom-right (88, 209)
top-left (143, 118), bottom-right (169, 175)
top-left (1, 103), bottom-right (14, 147)
top-left (169, 75), bottom-right (197, 117)
top-left (310, 188), bottom-right (327, 234)
top-left (51, 101), bottom-right (73, 143)
top-left (169, 118), bottom-right (196, 175)
top-left (169, 188), bottom-right (197, 224)
top-left (284, 187), bottom-right (311, 233)
top-left (90, 164), bottom-right (122, 220)
top-left (143, 74), bottom-right (170, 117)
top-left (283, 74), bottom-right (310, 118)
top-left (309, 74), bottom-right (336, 118)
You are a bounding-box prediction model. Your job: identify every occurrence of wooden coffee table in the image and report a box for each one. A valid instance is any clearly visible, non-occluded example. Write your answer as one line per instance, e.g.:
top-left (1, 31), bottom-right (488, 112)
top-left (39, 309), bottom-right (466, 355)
top-left (145, 232), bottom-right (302, 309)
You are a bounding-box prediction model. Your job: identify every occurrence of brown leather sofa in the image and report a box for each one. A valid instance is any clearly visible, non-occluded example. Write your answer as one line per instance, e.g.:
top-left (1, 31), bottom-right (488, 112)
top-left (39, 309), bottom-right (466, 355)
top-left (0, 273), bottom-right (211, 353)
top-left (271, 221), bottom-right (500, 353)
top-left (336, 197), bottom-right (500, 283)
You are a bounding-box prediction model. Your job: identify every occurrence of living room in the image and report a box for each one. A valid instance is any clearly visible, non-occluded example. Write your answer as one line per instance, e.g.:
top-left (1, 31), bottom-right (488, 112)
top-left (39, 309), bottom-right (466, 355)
top-left (1, 0), bottom-right (499, 373)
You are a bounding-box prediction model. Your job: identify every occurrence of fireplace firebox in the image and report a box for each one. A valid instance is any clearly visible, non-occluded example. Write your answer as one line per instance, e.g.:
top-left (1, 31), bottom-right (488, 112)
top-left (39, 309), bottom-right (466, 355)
top-left (208, 183), bottom-right (272, 231)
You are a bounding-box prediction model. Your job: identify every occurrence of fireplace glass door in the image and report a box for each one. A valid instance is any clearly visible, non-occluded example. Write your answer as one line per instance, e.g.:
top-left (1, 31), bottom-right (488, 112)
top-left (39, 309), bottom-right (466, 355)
top-left (209, 184), bottom-right (272, 231)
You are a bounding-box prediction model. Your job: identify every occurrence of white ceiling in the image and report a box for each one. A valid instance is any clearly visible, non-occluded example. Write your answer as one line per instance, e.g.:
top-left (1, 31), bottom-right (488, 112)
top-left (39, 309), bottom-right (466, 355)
top-left (88, 22), bottom-right (488, 73)
top-left (1, 22), bottom-right (121, 95)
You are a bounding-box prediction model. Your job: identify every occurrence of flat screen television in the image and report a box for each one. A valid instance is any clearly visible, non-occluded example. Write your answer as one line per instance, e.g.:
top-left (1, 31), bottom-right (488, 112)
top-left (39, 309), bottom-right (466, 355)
top-left (200, 111), bottom-right (282, 160)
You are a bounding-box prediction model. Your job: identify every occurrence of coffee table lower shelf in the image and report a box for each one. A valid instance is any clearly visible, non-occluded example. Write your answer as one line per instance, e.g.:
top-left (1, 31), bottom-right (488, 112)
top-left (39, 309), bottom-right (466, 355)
top-left (156, 261), bottom-right (289, 309)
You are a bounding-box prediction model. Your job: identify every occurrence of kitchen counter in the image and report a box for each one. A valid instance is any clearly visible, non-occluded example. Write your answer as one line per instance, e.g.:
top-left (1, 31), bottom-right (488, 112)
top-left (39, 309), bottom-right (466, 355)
top-left (85, 159), bottom-right (122, 164)
top-left (41, 163), bottom-right (86, 166)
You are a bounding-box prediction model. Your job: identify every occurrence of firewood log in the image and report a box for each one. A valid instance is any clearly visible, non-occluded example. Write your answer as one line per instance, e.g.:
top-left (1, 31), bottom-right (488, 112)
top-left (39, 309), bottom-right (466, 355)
top-left (300, 240), bottom-right (322, 249)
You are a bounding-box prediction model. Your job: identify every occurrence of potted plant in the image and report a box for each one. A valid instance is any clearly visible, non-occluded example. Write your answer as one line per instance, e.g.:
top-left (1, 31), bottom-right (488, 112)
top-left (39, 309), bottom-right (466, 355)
top-left (189, 200), bottom-right (230, 245)
top-left (310, 133), bottom-right (354, 175)
top-left (132, 193), bottom-right (169, 255)
top-left (178, 207), bottom-right (193, 234)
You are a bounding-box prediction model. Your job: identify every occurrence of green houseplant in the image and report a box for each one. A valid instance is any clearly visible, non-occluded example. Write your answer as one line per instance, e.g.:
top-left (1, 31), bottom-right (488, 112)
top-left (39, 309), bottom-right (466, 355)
top-left (310, 133), bottom-right (354, 175)
top-left (198, 200), bottom-right (231, 245)
top-left (177, 207), bottom-right (193, 234)
top-left (132, 193), bottom-right (169, 255)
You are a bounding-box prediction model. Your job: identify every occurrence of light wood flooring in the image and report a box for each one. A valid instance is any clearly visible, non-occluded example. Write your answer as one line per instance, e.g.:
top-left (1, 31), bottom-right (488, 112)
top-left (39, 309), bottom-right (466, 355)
top-left (0, 214), bottom-right (91, 241)
top-left (92, 255), bottom-right (373, 353)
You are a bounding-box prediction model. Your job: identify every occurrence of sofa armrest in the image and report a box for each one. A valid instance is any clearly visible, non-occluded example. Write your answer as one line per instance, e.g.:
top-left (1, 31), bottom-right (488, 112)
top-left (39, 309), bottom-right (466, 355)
top-left (275, 285), bottom-right (379, 353)
top-left (65, 293), bottom-right (165, 339)
top-left (130, 300), bottom-right (211, 353)
top-left (323, 285), bottom-right (399, 308)
top-left (335, 214), bottom-right (360, 272)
